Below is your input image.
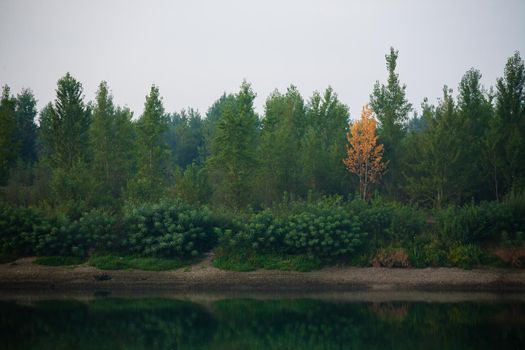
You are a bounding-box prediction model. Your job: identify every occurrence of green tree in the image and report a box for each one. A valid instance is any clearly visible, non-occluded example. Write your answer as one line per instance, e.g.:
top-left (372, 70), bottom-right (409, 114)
top-left (456, 68), bottom-right (494, 201)
top-left (301, 87), bottom-right (350, 196)
top-left (403, 90), bottom-right (463, 207)
top-left (370, 47), bottom-right (412, 199)
top-left (14, 88), bottom-right (38, 163)
top-left (167, 108), bottom-right (204, 168)
top-left (89, 81), bottom-right (134, 207)
top-left (127, 85), bottom-right (169, 203)
top-left (258, 86), bottom-right (306, 204)
top-left (1, 88), bottom-right (38, 205)
top-left (37, 73), bottom-right (93, 213)
top-left (207, 81), bottom-right (259, 208)
top-left (39, 72), bottom-right (91, 170)
top-left (494, 51), bottom-right (525, 194)
top-left (202, 93), bottom-right (236, 159)
top-left (0, 85), bottom-right (17, 185)
top-left (172, 162), bottom-right (211, 205)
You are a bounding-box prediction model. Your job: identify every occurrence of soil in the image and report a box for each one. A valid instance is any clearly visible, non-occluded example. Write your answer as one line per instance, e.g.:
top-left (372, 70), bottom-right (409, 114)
top-left (1, 256), bottom-right (524, 292)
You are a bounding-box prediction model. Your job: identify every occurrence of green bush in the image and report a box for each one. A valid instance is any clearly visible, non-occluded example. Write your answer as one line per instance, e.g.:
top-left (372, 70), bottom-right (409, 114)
top-left (0, 204), bottom-right (42, 258)
top-left (32, 209), bottom-right (118, 257)
top-left (436, 200), bottom-right (523, 244)
top-left (217, 198), bottom-right (367, 259)
top-left (420, 240), bottom-right (449, 267)
top-left (283, 200), bottom-right (365, 257)
top-left (123, 199), bottom-right (218, 258)
top-left (406, 235), bottom-right (449, 268)
top-left (217, 209), bottom-right (283, 252)
top-left (447, 243), bottom-right (483, 269)
top-left (1, 196), bottom-right (521, 270)
top-left (347, 199), bottom-right (427, 248)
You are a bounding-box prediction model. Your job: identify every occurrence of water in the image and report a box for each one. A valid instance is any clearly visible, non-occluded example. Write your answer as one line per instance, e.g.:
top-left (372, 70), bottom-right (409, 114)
top-left (1, 293), bottom-right (524, 349)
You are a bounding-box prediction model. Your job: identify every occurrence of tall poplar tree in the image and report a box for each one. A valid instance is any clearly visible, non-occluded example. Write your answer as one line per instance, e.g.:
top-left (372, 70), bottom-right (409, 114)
top-left (403, 89), bottom-right (463, 207)
top-left (39, 73), bottom-right (90, 170)
top-left (258, 85), bottom-right (306, 204)
top-left (127, 85), bottom-right (169, 202)
top-left (370, 47), bottom-right (412, 199)
top-left (14, 89), bottom-right (38, 163)
top-left (456, 68), bottom-right (493, 201)
top-left (0, 86), bottom-right (17, 185)
top-left (37, 73), bottom-right (92, 210)
top-left (301, 87), bottom-right (350, 195)
top-left (207, 81), bottom-right (259, 208)
top-left (167, 108), bottom-right (204, 168)
top-left (494, 51), bottom-right (525, 193)
top-left (89, 81), bottom-right (134, 206)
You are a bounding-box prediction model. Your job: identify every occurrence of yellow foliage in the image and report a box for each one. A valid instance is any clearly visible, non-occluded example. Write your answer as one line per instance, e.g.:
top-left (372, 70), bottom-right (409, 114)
top-left (343, 105), bottom-right (387, 199)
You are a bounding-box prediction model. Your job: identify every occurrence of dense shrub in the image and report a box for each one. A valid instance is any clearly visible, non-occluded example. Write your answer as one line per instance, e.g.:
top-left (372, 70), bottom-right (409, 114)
top-left (123, 200), bottom-right (218, 258)
top-left (371, 246), bottom-right (410, 268)
top-left (419, 240), bottom-right (449, 267)
top-left (283, 200), bottom-right (365, 257)
top-left (447, 243), bottom-right (483, 269)
top-left (33, 209), bottom-right (118, 257)
top-left (436, 200), bottom-right (524, 244)
top-left (1, 196), bottom-right (522, 270)
top-left (0, 204), bottom-right (42, 258)
top-left (217, 198), bottom-right (367, 259)
top-left (405, 234), bottom-right (449, 268)
top-left (348, 199), bottom-right (427, 247)
top-left (217, 209), bottom-right (283, 252)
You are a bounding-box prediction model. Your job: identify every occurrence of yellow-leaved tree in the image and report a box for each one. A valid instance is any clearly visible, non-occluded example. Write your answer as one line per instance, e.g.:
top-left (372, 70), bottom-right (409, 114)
top-left (343, 104), bottom-right (387, 200)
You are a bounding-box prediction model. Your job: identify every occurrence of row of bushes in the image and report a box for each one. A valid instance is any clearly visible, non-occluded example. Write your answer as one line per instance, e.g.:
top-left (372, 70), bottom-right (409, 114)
top-left (1, 195), bottom-right (524, 265)
top-left (217, 199), bottom-right (366, 258)
top-left (435, 196), bottom-right (525, 244)
top-left (0, 200), bottom-right (217, 260)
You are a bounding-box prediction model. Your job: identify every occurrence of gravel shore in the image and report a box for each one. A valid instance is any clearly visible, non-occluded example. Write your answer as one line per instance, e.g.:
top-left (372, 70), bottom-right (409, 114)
top-left (1, 257), bottom-right (524, 292)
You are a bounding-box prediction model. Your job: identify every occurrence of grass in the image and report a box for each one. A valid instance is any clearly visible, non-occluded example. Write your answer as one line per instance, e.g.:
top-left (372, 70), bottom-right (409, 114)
top-left (32, 254), bottom-right (192, 271)
top-left (34, 256), bottom-right (86, 266)
top-left (88, 255), bottom-right (188, 271)
top-left (212, 249), bottom-right (322, 272)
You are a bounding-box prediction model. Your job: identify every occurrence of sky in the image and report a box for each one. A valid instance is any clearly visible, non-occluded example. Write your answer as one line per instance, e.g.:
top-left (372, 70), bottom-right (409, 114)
top-left (1, 0), bottom-right (524, 120)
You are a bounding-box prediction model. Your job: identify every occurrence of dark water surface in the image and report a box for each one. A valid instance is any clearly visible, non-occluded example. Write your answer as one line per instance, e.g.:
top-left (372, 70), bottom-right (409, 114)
top-left (1, 293), bottom-right (524, 349)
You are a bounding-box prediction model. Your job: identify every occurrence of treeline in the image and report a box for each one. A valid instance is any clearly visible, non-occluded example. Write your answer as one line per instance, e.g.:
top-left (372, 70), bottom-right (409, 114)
top-left (1, 48), bottom-right (524, 213)
top-left (1, 48), bottom-right (524, 269)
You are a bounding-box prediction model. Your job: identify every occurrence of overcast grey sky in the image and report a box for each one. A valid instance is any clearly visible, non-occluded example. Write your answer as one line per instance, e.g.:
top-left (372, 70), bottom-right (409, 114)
top-left (1, 0), bottom-right (524, 119)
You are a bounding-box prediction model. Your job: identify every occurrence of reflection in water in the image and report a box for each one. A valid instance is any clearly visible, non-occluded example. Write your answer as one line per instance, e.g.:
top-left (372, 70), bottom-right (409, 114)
top-left (1, 297), bottom-right (524, 349)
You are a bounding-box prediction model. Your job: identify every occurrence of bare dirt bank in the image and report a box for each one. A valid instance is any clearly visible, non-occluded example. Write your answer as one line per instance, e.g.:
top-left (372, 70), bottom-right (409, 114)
top-left (1, 257), bottom-right (524, 292)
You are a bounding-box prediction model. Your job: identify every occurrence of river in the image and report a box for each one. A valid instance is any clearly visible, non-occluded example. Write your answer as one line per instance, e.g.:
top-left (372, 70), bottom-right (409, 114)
top-left (1, 291), bottom-right (524, 349)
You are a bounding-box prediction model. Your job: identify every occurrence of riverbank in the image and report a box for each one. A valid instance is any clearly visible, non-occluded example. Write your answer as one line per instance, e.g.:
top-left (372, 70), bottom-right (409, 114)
top-left (1, 257), bottom-right (524, 292)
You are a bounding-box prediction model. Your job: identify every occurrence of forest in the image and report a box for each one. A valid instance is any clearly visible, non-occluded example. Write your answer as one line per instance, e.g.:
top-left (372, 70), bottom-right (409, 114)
top-left (0, 48), bottom-right (524, 270)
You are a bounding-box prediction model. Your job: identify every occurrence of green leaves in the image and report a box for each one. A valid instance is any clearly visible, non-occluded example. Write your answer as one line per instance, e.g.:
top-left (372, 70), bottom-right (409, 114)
top-left (370, 47), bottom-right (412, 199)
top-left (0, 85), bottom-right (18, 185)
top-left (216, 199), bottom-right (367, 259)
top-left (435, 199), bottom-right (524, 244)
top-left (123, 199), bottom-right (218, 258)
top-left (127, 85), bottom-right (170, 203)
top-left (89, 81), bottom-right (134, 207)
top-left (207, 81), bottom-right (259, 208)
top-left (31, 209), bottom-right (118, 257)
top-left (40, 73), bottom-right (90, 170)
